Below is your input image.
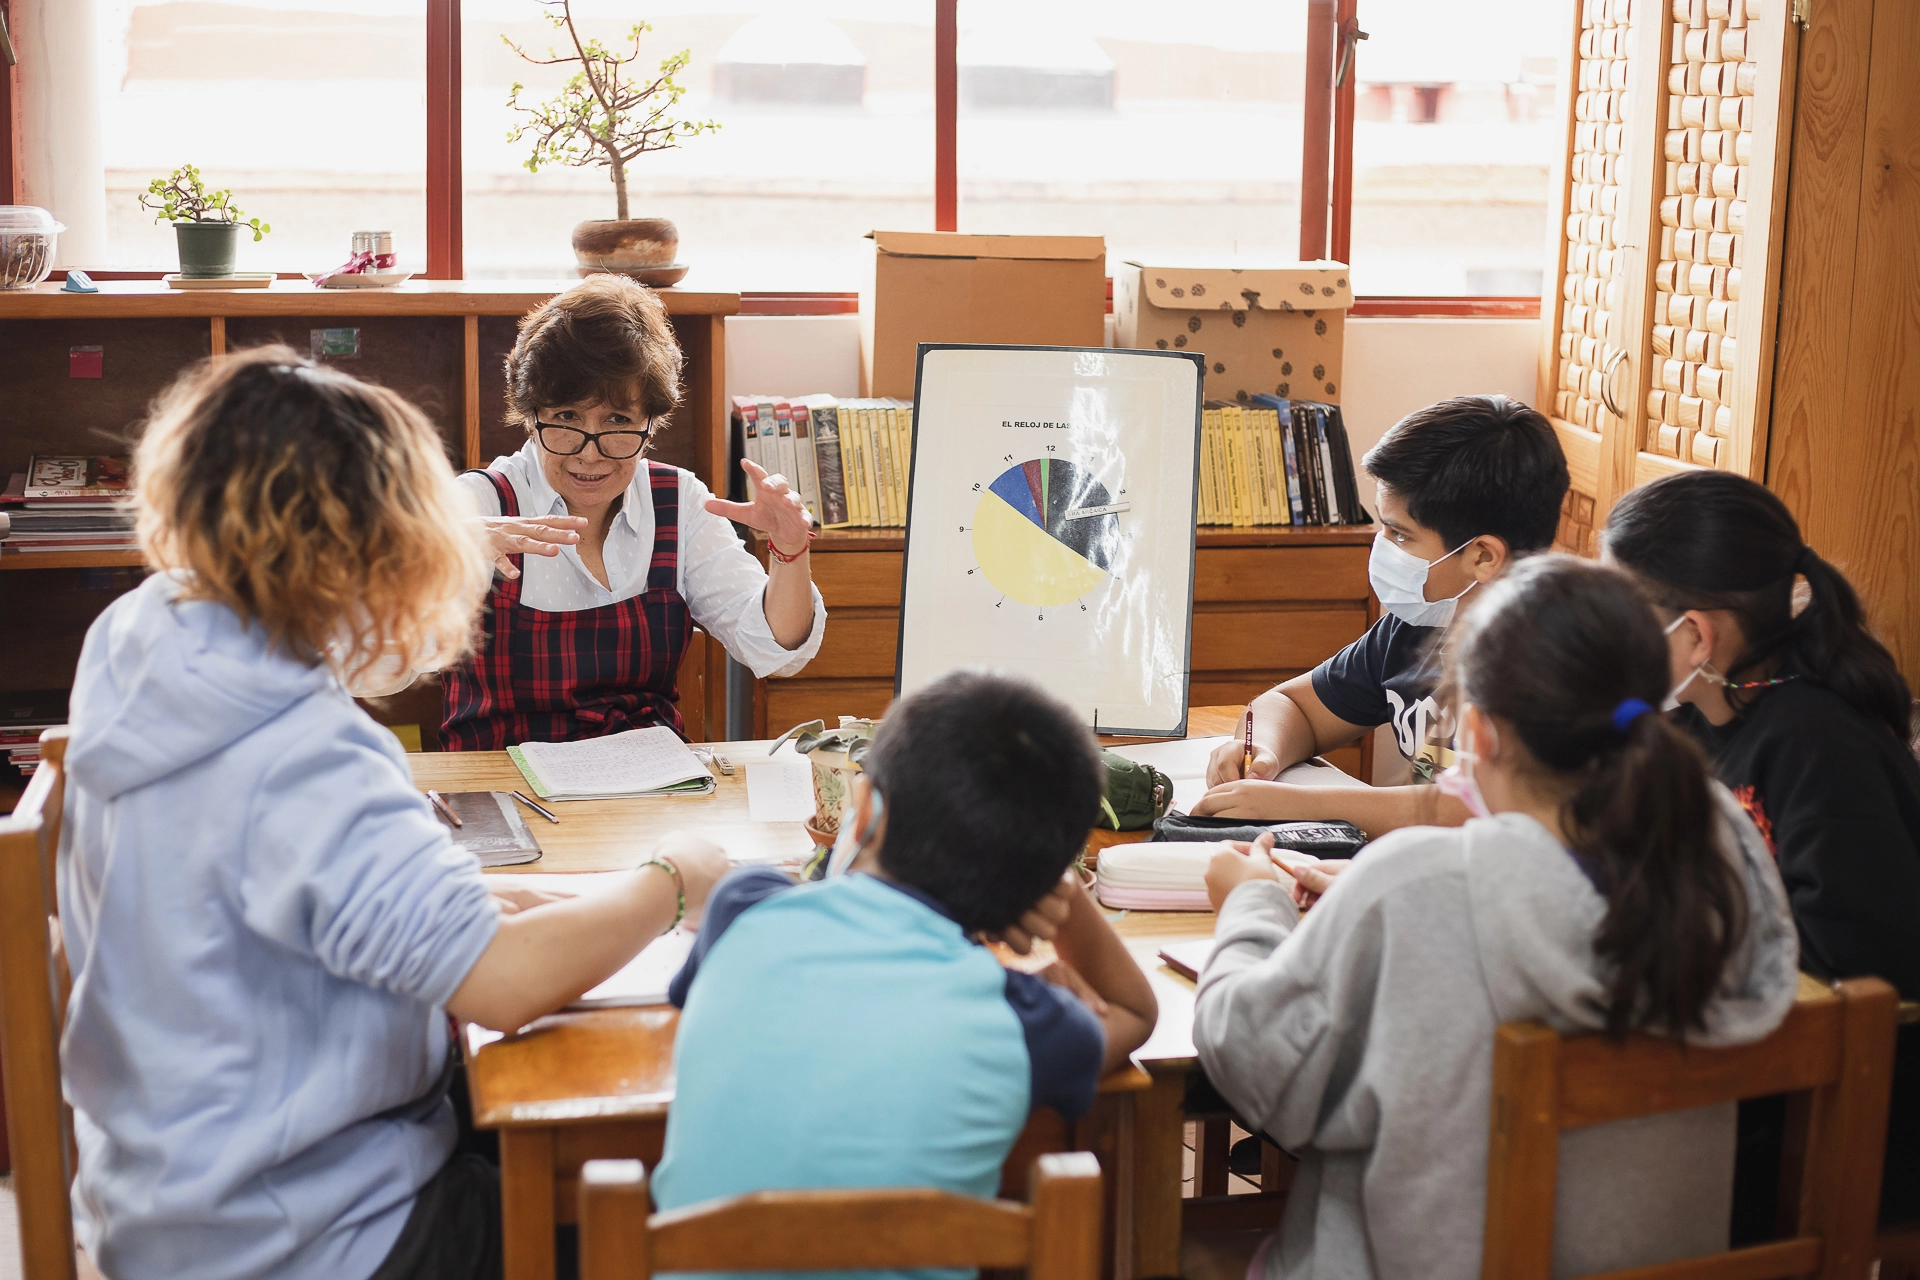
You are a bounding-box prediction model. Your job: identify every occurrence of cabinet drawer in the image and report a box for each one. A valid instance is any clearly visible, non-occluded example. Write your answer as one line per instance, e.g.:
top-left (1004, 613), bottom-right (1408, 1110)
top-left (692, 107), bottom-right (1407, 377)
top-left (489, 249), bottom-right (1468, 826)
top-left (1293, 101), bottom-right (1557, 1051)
top-left (1190, 606), bottom-right (1368, 673)
top-left (800, 612), bottom-right (900, 680)
top-left (766, 678), bottom-right (896, 733)
top-left (812, 551), bottom-right (904, 609)
top-left (1193, 546), bottom-right (1371, 604)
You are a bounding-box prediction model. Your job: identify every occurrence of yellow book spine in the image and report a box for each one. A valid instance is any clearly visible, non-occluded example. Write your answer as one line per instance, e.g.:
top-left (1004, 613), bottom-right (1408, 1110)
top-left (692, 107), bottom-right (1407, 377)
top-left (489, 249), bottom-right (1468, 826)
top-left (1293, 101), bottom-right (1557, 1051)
top-left (896, 406), bottom-right (913, 521)
top-left (860, 408), bottom-right (884, 527)
top-left (1263, 409), bottom-right (1287, 526)
top-left (886, 406), bottom-right (907, 525)
top-left (876, 408), bottom-right (897, 526)
top-left (1197, 409), bottom-right (1214, 524)
top-left (1245, 406), bottom-right (1268, 526)
top-left (841, 408), bottom-right (865, 527)
top-left (1220, 406), bottom-right (1242, 527)
top-left (1254, 408), bottom-right (1278, 525)
top-left (1206, 409), bottom-right (1225, 525)
top-left (1232, 406), bottom-right (1254, 527)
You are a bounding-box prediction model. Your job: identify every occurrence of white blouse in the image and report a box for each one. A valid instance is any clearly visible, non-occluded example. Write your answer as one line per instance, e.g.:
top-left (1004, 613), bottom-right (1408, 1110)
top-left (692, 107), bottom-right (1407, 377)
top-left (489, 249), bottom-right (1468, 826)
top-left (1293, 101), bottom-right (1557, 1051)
top-left (461, 441), bottom-right (826, 680)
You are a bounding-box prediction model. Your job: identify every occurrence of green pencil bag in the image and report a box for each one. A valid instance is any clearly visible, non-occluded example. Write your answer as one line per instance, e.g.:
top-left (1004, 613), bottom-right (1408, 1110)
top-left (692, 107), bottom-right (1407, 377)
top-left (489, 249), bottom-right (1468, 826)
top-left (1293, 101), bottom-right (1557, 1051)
top-left (1098, 751), bottom-right (1175, 831)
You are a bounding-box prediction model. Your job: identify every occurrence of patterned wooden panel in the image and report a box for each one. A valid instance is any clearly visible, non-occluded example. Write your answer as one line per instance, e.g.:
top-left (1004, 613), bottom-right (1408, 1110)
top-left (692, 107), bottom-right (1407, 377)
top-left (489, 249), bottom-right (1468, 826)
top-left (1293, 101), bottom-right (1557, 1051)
top-left (1551, 0), bottom-right (1638, 434)
top-left (1644, 0), bottom-right (1764, 469)
top-left (1556, 488), bottom-right (1600, 555)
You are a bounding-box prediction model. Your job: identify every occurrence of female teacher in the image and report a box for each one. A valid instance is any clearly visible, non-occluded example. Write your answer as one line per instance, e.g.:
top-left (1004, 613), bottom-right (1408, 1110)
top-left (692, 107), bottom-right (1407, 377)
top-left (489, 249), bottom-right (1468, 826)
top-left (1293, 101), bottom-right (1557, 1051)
top-left (441, 275), bottom-right (825, 749)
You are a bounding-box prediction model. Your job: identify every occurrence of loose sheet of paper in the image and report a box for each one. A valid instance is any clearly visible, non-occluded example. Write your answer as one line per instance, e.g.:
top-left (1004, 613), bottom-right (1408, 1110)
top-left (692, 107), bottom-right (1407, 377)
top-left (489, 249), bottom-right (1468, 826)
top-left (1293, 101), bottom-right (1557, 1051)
top-left (515, 726), bottom-right (712, 800)
top-left (746, 749), bottom-right (816, 823)
top-left (481, 872), bottom-right (694, 1008)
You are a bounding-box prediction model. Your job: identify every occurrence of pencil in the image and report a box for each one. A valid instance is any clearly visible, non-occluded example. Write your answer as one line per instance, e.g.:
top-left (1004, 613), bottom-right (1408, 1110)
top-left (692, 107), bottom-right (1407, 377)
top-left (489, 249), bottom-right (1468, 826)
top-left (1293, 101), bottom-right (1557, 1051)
top-left (1243, 707), bottom-right (1255, 776)
top-left (426, 788), bottom-right (462, 828)
top-left (511, 790), bottom-right (561, 824)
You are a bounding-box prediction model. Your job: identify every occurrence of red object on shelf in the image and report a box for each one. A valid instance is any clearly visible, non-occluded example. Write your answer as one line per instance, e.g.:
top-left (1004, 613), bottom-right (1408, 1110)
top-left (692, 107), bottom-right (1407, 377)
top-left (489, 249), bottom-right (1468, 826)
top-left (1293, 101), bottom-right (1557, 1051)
top-left (69, 347), bottom-right (103, 379)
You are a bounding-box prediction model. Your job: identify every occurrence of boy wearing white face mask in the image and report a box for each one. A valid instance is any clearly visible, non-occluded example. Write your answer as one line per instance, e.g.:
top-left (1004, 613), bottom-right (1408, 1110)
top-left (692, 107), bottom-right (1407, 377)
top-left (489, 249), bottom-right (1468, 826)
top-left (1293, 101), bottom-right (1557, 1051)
top-left (1200, 395), bottom-right (1569, 837)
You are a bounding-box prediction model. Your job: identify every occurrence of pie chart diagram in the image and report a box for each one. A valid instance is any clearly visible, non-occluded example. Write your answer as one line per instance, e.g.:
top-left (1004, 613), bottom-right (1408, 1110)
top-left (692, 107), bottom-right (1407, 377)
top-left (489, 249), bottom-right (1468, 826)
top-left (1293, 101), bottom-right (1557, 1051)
top-left (972, 459), bottom-right (1122, 607)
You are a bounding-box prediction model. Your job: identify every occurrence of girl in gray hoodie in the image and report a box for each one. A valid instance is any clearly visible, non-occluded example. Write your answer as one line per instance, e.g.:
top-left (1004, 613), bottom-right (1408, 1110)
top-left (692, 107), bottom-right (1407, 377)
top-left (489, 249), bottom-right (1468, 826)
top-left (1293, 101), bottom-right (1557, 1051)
top-left (1195, 555), bottom-right (1799, 1280)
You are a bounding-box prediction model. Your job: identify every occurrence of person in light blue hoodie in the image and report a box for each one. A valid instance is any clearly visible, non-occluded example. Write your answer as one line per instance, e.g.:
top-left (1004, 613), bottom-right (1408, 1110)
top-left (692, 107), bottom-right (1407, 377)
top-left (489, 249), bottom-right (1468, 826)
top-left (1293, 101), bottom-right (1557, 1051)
top-left (59, 347), bottom-right (729, 1280)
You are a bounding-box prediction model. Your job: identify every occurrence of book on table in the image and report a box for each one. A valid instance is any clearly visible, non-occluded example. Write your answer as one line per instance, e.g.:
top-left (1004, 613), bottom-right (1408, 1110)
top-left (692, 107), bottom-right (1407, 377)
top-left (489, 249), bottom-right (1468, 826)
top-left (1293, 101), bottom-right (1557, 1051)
top-left (428, 791), bottom-right (544, 867)
top-left (508, 725), bottom-right (717, 801)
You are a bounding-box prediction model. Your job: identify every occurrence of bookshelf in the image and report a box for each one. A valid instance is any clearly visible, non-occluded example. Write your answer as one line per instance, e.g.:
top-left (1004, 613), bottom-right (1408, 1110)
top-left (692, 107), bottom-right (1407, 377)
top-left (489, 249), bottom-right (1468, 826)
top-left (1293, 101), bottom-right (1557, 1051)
top-left (0, 280), bottom-right (739, 700)
top-left (755, 523), bottom-right (1381, 781)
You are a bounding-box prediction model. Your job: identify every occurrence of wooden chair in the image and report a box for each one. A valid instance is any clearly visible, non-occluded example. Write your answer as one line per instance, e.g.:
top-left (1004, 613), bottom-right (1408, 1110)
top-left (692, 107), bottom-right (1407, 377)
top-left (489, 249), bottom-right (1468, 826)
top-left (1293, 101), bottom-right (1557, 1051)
top-left (0, 728), bottom-right (78, 1280)
top-left (1483, 976), bottom-right (1899, 1280)
top-left (576, 1152), bottom-right (1103, 1280)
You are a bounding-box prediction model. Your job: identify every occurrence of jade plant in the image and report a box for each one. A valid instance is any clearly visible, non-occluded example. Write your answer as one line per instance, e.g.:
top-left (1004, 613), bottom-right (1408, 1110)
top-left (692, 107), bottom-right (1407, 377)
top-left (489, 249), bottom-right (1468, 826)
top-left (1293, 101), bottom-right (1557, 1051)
top-left (771, 718), bottom-right (876, 765)
top-left (138, 165), bottom-right (269, 240)
top-left (504, 0), bottom-right (718, 221)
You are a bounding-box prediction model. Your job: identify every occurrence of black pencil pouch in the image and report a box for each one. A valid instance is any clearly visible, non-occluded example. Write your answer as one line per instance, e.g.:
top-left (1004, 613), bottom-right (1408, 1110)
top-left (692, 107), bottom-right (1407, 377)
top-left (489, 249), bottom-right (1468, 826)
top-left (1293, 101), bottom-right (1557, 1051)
top-left (1149, 814), bottom-right (1368, 856)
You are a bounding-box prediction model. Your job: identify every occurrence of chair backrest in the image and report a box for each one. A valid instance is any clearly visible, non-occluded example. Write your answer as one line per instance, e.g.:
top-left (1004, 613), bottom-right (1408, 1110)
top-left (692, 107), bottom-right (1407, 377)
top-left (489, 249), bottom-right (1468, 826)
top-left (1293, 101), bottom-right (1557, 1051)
top-left (676, 627), bottom-right (720, 744)
top-left (578, 1152), bottom-right (1103, 1280)
top-left (0, 727), bottom-right (78, 1280)
top-left (1482, 976), bottom-right (1899, 1280)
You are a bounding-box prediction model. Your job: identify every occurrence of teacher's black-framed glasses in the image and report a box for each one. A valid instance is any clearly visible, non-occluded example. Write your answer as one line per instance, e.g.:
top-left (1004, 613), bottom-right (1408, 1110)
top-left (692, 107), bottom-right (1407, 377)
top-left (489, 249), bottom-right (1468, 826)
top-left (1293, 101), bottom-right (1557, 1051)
top-left (534, 421), bottom-right (656, 460)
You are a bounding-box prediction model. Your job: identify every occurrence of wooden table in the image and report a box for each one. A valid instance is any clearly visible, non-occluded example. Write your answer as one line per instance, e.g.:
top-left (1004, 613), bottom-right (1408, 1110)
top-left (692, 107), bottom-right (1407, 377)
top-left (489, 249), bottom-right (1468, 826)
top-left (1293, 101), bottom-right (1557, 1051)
top-left (409, 708), bottom-right (1247, 1280)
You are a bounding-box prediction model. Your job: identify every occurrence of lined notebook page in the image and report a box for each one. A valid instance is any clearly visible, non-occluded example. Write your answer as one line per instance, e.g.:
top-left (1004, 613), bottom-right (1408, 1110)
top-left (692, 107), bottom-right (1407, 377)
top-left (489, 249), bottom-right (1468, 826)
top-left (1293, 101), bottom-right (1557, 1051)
top-left (514, 727), bottom-right (714, 800)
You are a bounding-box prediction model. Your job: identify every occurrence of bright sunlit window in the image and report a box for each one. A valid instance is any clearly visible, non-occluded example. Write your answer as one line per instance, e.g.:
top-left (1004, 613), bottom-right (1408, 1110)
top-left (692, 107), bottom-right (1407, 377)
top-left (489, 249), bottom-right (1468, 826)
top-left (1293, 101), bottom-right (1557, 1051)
top-left (99, 0), bottom-right (430, 274)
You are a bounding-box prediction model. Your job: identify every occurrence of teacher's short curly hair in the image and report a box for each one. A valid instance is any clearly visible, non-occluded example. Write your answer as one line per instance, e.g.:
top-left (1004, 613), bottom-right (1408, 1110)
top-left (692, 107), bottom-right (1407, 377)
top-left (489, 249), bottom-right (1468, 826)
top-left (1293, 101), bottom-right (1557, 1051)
top-left (505, 274), bottom-right (684, 432)
top-left (134, 346), bottom-right (487, 686)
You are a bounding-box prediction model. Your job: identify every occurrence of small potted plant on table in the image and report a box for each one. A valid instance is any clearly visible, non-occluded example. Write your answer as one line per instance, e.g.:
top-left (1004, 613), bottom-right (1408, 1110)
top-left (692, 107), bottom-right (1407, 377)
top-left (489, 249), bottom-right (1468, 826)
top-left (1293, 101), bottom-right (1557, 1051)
top-left (139, 165), bottom-right (270, 279)
top-left (504, 0), bottom-right (717, 281)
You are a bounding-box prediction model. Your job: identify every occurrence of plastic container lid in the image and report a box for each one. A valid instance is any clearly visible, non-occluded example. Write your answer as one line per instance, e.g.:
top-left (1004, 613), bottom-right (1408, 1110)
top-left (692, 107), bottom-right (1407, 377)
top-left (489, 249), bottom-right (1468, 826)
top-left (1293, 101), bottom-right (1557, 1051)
top-left (0, 205), bottom-right (65, 234)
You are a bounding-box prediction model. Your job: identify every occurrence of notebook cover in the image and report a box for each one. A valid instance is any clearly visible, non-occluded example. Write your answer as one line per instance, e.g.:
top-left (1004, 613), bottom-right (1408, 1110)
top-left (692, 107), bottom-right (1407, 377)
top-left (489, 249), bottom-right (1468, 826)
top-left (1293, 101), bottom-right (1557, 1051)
top-left (434, 791), bottom-right (542, 867)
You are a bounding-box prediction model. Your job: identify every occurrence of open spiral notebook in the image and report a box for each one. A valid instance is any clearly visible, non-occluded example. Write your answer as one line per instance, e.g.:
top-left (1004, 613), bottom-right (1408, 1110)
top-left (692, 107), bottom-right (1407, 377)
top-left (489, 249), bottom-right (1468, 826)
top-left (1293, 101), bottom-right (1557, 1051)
top-left (508, 726), bottom-right (716, 801)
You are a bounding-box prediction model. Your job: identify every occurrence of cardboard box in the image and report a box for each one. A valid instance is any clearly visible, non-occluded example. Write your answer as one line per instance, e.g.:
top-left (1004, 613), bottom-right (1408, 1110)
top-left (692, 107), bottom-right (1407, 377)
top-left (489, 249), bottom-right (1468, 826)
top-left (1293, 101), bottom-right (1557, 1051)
top-left (862, 232), bottom-right (1107, 399)
top-left (1114, 262), bottom-right (1354, 405)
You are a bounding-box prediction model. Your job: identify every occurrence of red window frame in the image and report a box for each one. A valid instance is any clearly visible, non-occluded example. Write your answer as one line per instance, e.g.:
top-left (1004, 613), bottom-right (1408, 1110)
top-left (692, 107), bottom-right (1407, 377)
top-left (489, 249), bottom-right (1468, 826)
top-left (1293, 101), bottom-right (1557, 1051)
top-left (0, 0), bottom-right (1536, 317)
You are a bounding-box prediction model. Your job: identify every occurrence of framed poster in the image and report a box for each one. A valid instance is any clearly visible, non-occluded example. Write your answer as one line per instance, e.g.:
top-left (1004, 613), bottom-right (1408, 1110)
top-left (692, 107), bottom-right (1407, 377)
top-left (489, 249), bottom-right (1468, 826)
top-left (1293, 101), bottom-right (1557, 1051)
top-left (896, 344), bottom-right (1203, 737)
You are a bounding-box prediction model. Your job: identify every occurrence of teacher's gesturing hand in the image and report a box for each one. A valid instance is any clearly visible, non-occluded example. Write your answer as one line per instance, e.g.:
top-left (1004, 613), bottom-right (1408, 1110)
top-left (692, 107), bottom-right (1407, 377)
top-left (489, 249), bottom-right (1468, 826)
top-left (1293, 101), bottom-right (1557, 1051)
top-left (479, 513), bottom-right (588, 579)
top-left (703, 458), bottom-right (818, 649)
top-left (702, 458), bottom-right (815, 556)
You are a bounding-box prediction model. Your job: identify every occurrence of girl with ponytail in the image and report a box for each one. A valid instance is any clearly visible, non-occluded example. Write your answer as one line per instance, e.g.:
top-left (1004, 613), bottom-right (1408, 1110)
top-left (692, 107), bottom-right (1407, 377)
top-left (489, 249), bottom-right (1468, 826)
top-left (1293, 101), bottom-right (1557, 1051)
top-left (1194, 556), bottom-right (1798, 1280)
top-left (1603, 468), bottom-right (1920, 1229)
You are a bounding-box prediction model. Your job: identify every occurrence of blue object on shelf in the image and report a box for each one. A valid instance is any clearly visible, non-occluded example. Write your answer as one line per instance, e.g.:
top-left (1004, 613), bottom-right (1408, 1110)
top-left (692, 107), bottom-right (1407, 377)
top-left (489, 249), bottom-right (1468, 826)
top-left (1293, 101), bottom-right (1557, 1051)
top-left (62, 269), bottom-right (98, 293)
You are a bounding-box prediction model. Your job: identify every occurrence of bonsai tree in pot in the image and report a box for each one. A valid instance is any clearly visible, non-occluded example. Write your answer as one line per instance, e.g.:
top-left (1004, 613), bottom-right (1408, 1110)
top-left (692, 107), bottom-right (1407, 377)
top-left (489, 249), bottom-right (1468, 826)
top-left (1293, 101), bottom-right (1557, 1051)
top-left (505, 0), bottom-right (717, 277)
top-left (138, 165), bottom-right (269, 279)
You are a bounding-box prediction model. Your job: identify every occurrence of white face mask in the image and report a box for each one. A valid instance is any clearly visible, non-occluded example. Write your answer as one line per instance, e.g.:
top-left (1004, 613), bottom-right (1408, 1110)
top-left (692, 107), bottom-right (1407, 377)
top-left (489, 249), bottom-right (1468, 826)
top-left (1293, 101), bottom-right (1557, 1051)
top-left (825, 787), bottom-right (884, 878)
top-left (1435, 711), bottom-right (1498, 820)
top-left (1369, 532), bottom-right (1478, 628)
top-left (1661, 613), bottom-right (1711, 712)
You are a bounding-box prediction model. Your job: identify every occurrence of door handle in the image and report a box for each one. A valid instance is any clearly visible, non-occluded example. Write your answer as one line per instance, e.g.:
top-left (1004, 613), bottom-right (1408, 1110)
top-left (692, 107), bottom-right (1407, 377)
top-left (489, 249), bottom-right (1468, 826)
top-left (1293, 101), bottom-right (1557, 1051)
top-left (1599, 348), bottom-right (1630, 418)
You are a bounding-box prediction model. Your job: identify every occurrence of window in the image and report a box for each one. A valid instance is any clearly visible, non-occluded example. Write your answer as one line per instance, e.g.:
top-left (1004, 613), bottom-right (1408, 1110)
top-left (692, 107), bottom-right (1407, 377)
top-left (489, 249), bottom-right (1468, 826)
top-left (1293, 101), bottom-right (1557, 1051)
top-left (100, 0), bottom-right (429, 273)
top-left (463, 0), bottom-right (934, 289)
top-left (955, 0), bottom-right (1307, 278)
top-left (60, 0), bottom-right (1552, 304)
top-left (1342, 0), bottom-right (1561, 296)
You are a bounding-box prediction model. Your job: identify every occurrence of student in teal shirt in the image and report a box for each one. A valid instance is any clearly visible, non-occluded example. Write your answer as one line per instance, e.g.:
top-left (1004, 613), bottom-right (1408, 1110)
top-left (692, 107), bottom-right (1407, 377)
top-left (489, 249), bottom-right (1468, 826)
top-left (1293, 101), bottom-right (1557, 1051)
top-left (657, 671), bottom-right (1159, 1261)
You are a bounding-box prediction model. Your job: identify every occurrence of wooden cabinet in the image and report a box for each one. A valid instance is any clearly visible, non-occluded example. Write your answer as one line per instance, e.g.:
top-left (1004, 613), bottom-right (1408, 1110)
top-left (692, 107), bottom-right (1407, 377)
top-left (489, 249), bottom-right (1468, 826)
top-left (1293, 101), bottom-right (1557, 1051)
top-left (0, 281), bottom-right (737, 711)
top-left (1539, 0), bottom-right (1920, 682)
top-left (759, 526), bottom-right (1379, 779)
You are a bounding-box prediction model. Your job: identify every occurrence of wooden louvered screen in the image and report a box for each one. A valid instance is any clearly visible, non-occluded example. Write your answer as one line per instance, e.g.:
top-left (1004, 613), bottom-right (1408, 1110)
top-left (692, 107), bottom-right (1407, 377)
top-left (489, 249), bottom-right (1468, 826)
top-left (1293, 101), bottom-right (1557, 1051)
top-left (1537, 0), bottom-right (1796, 544)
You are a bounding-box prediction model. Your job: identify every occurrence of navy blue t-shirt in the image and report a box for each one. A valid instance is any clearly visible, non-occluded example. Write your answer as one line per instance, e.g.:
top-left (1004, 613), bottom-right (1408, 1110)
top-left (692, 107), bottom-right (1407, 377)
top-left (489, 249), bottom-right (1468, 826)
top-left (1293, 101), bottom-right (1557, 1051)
top-left (1309, 614), bottom-right (1449, 779)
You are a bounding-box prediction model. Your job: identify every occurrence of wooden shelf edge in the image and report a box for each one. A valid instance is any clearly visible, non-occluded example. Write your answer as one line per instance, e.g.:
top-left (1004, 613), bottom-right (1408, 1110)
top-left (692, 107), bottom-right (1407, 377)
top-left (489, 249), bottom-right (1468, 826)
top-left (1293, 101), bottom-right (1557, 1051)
top-left (0, 281), bottom-right (742, 320)
top-left (0, 550), bottom-right (147, 571)
top-left (767, 524), bottom-right (1376, 553)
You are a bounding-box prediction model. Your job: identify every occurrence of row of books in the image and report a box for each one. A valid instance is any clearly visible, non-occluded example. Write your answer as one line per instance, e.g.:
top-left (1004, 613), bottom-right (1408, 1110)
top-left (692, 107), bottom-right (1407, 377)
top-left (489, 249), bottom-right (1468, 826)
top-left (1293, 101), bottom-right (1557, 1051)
top-left (2, 456), bottom-right (138, 555)
top-left (1198, 398), bottom-right (1369, 527)
top-left (2, 690), bottom-right (66, 779)
top-left (732, 396), bottom-right (914, 530)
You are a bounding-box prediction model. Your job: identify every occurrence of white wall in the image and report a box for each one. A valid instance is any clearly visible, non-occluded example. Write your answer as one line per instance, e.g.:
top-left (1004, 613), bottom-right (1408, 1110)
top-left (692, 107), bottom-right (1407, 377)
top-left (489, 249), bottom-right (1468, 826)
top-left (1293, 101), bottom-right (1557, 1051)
top-left (725, 314), bottom-right (863, 400)
top-left (1340, 317), bottom-right (1542, 513)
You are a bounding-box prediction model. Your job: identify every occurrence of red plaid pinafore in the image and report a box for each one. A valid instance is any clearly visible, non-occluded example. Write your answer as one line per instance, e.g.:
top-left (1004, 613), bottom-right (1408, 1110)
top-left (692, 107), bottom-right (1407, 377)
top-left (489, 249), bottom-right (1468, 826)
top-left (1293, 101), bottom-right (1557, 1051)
top-left (439, 464), bottom-right (691, 749)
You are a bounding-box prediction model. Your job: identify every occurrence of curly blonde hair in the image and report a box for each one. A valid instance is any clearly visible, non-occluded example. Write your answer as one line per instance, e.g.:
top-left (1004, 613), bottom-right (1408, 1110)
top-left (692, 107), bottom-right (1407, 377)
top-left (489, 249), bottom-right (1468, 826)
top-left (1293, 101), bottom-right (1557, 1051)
top-left (135, 346), bottom-right (487, 686)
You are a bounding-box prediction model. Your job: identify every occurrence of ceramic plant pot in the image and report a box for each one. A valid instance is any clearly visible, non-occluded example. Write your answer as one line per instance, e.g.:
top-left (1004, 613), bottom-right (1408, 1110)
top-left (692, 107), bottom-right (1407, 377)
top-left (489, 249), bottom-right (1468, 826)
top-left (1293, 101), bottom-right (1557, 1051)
top-left (174, 222), bottom-right (241, 278)
top-left (571, 218), bottom-right (679, 273)
top-left (806, 744), bottom-right (860, 836)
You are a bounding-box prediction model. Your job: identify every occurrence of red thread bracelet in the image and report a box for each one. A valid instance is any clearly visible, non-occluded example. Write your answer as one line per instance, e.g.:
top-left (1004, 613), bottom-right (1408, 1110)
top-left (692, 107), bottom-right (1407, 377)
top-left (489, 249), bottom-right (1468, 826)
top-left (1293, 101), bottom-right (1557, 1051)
top-left (768, 529), bottom-right (817, 564)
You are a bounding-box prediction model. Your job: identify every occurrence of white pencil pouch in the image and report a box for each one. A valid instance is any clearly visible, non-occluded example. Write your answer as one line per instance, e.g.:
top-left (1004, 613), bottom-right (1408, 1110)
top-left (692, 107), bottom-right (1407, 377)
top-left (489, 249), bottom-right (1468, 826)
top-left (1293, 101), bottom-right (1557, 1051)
top-left (1095, 841), bottom-right (1319, 911)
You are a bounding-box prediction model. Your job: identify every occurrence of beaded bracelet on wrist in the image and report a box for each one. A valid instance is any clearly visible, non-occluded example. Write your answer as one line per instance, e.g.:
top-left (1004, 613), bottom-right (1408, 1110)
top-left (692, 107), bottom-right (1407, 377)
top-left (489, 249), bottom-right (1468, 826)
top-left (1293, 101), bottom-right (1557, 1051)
top-left (638, 857), bottom-right (686, 930)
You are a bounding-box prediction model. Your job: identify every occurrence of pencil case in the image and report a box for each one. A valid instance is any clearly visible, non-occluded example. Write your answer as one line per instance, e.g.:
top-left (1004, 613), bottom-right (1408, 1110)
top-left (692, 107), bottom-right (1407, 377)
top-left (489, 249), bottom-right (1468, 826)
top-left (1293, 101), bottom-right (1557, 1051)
top-left (1151, 815), bottom-right (1367, 856)
top-left (1095, 842), bottom-right (1245, 911)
